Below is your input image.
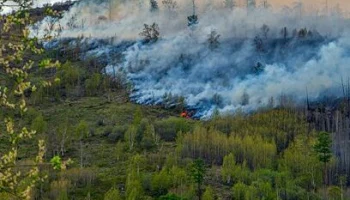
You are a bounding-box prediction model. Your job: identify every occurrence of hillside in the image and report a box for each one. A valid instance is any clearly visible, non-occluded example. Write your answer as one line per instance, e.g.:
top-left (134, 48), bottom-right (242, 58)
top-left (1, 1), bottom-right (350, 200)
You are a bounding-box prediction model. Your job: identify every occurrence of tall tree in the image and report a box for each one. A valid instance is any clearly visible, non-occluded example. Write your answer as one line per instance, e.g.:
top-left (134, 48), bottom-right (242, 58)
top-left (191, 159), bottom-right (206, 200)
top-left (188, 0), bottom-right (198, 27)
top-left (75, 120), bottom-right (89, 168)
top-left (314, 131), bottom-right (332, 193)
top-left (0, 0), bottom-right (60, 198)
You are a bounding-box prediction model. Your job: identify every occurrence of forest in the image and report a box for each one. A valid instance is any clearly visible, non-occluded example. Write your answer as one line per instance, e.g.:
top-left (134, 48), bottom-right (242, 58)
top-left (1, 0), bottom-right (350, 200)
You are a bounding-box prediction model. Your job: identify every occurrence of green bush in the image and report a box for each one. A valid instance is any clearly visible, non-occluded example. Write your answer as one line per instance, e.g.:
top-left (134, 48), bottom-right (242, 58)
top-left (154, 117), bottom-right (193, 141)
top-left (107, 125), bottom-right (128, 142)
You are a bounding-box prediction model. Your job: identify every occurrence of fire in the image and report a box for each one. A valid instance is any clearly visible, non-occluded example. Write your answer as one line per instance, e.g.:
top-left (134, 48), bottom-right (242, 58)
top-left (180, 111), bottom-right (192, 118)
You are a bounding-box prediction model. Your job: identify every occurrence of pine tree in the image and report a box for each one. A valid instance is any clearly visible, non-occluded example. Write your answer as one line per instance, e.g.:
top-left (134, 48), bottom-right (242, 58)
top-left (314, 132), bottom-right (332, 188)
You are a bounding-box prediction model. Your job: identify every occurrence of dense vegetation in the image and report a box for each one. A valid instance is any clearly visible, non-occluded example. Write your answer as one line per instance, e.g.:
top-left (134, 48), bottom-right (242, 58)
top-left (1, 1), bottom-right (350, 200)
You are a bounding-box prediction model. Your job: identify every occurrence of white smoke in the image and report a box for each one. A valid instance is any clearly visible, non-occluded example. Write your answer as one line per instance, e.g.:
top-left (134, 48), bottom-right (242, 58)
top-left (34, 0), bottom-right (350, 118)
top-left (1, 0), bottom-right (76, 14)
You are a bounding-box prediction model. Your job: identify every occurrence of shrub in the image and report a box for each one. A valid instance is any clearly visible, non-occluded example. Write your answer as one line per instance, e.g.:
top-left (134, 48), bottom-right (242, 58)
top-left (154, 117), bottom-right (193, 141)
top-left (107, 125), bottom-right (128, 142)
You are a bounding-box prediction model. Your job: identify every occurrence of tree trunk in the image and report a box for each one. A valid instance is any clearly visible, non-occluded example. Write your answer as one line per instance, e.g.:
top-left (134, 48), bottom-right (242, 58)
top-left (323, 162), bottom-right (327, 200)
top-left (197, 182), bottom-right (201, 200)
top-left (80, 140), bottom-right (83, 168)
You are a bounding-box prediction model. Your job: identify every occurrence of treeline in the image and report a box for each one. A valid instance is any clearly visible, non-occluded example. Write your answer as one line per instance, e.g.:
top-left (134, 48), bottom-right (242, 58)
top-left (19, 98), bottom-right (346, 199)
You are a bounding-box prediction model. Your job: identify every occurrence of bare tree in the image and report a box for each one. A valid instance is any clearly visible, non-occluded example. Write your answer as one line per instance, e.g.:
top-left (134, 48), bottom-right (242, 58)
top-left (162, 0), bottom-right (177, 10)
top-left (259, 0), bottom-right (271, 9)
top-left (162, 0), bottom-right (178, 18)
top-left (253, 35), bottom-right (264, 53)
top-left (260, 24), bottom-right (270, 39)
top-left (67, 13), bottom-right (78, 29)
top-left (280, 27), bottom-right (288, 40)
top-left (207, 30), bottom-right (220, 51)
top-left (188, 0), bottom-right (198, 27)
top-left (140, 23), bottom-right (160, 43)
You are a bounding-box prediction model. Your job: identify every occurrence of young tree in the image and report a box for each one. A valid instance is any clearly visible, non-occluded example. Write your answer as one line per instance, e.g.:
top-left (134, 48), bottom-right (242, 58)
top-left (104, 187), bottom-right (122, 200)
top-left (314, 131), bottom-right (332, 187)
top-left (85, 73), bottom-right (102, 96)
top-left (232, 182), bottom-right (248, 200)
top-left (126, 154), bottom-right (145, 199)
top-left (202, 186), bottom-right (214, 200)
top-left (190, 159), bottom-right (206, 200)
top-left (222, 153), bottom-right (236, 184)
top-left (75, 120), bottom-right (89, 168)
top-left (31, 114), bottom-right (48, 135)
top-left (0, 1), bottom-right (60, 198)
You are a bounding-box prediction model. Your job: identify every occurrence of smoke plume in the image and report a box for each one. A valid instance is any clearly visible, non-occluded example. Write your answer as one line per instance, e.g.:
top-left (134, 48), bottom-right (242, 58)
top-left (34, 0), bottom-right (350, 118)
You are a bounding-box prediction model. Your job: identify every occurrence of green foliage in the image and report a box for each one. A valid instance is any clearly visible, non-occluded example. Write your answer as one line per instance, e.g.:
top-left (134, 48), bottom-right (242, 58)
top-left (178, 126), bottom-right (276, 167)
top-left (58, 61), bottom-right (81, 87)
top-left (152, 169), bottom-right (171, 196)
top-left (133, 107), bottom-right (143, 126)
top-left (0, 2), bottom-right (60, 198)
top-left (279, 136), bottom-right (322, 190)
top-left (190, 159), bottom-right (206, 200)
top-left (126, 178), bottom-right (144, 200)
top-left (155, 117), bottom-right (193, 141)
top-left (327, 186), bottom-right (342, 200)
top-left (202, 186), bottom-right (215, 200)
top-left (75, 120), bottom-right (89, 140)
top-left (104, 187), bottom-right (122, 200)
top-left (31, 114), bottom-right (47, 134)
top-left (85, 73), bottom-right (102, 96)
top-left (314, 131), bottom-right (332, 164)
top-left (222, 153), bottom-right (236, 184)
top-left (232, 182), bottom-right (248, 200)
top-left (125, 125), bottom-right (137, 151)
top-left (50, 156), bottom-right (62, 171)
top-left (159, 193), bottom-right (186, 200)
